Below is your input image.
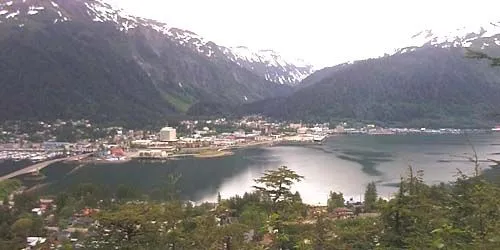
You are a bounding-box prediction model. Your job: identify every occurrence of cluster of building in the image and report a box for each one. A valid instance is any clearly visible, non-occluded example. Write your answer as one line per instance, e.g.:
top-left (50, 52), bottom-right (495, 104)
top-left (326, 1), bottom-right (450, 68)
top-left (127, 121), bottom-right (330, 159)
top-left (4, 197), bottom-right (99, 249)
top-left (0, 120), bottom-right (101, 163)
top-left (332, 123), bottom-right (476, 135)
top-left (1, 117), bottom-right (495, 164)
top-left (86, 117), bottom-right (493, 161)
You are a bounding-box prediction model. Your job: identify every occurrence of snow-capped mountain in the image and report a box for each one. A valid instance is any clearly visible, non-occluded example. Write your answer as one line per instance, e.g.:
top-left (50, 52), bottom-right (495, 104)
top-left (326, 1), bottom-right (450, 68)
top-left (0, 0), bottom-right (297, 124)
top-left (249, 20), bottom-right (500, 127)
top-left (395, 21), bottom-right (500, 54)
top-left (224, 46), bottom-right (314, 85)
top-left (0, 0), bottom-right (312, 85)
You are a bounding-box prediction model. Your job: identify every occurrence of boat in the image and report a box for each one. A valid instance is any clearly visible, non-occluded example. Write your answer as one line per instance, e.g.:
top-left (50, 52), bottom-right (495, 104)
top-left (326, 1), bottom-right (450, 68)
top-left (313, 135), bottom-right (327, 142)
top-left (492, 126), bottom-right (500, 132)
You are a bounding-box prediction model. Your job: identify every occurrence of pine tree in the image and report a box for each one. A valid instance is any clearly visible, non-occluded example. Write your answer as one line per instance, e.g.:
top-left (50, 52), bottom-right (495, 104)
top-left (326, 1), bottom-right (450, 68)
top-left (364, 182), bottom-right (377, 212)
top-left (253, 166), bottom-right (304, 211)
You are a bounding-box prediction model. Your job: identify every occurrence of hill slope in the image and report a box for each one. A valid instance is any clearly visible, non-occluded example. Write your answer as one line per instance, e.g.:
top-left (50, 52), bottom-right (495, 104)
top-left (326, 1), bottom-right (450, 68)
top-left (0, 0), bottom-right (310, 125)
top-left (245, 23), bottom-right (500, 128)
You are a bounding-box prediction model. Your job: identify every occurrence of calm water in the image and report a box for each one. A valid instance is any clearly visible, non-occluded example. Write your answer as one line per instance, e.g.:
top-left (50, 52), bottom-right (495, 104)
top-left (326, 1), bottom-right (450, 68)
top-left (0, 160), bottom-right (32, 176)
top-left (11, 134), bottom-right (500, 205)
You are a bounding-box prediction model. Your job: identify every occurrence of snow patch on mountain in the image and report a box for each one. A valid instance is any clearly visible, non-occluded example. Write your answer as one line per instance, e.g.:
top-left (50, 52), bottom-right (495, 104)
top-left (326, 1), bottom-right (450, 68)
top-left (396, 21), bottom-right (500, 54)
top-left (0, 0), bottom-right (70, 22)
top-left (224, 46), bottom-right (314, 84)
top-left (0, 0), bottom-right (314, 85)
top-left (80, 0), bottom-right (314, 84)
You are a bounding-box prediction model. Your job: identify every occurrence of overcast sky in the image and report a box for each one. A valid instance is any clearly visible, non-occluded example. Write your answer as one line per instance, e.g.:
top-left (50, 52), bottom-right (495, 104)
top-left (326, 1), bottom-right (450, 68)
top-left (108, 0), bottom-right (500, 67)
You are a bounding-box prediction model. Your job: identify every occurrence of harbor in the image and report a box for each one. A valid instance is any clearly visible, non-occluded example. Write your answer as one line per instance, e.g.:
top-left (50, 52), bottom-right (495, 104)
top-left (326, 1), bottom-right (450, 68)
top-left (0, 151), bottom-right (66, 163)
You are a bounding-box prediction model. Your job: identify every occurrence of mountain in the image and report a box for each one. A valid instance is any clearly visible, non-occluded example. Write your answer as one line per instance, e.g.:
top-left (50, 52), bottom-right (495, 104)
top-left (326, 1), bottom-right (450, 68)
top-left (244, 22), bottom-right (500, 128)
top-left (223, 46), bottom-right (314, 85)
top-left (0, 0), bottom-right (310, 125)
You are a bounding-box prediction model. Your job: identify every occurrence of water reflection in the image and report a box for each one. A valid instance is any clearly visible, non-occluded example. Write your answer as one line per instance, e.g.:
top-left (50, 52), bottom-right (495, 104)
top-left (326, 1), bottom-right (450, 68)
top-left (19, 134), bottom-right (500, 205)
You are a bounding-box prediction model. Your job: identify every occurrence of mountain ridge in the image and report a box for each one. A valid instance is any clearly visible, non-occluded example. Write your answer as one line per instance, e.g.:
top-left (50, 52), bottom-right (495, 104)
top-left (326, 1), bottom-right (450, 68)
top-left (0, 0), bottom-right (309, 126)
top-left (0, 0), bottom-right (313, 85)
top-left (242, 23), bottom-right (500, 128)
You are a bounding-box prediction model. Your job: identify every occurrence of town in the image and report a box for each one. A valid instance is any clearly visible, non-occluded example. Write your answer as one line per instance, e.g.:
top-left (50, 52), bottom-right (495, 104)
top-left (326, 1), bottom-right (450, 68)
top-left (0, 117), bottom-right (498, 249)
top-left (0, 117), bottom-right (489, 164)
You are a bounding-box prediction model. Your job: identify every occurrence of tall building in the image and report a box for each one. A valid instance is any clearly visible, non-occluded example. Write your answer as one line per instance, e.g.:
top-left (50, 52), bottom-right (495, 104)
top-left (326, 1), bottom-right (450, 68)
top-left (159, 127), bottom-right (177, 142)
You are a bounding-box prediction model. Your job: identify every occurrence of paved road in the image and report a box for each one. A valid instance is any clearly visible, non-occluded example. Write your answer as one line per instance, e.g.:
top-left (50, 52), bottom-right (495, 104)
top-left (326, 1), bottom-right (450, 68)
top-left (0, 153), bottom-right (92, 182)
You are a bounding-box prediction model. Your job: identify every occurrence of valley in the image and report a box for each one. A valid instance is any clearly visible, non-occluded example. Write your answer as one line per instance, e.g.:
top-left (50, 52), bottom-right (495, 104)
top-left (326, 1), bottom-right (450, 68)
top-left (2, 1), bottom-right (500, 248)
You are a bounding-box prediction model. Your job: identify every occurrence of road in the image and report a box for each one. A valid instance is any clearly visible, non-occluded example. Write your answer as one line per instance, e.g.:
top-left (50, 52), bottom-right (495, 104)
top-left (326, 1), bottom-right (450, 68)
top-left (0, 153), bottom-right (92, 182)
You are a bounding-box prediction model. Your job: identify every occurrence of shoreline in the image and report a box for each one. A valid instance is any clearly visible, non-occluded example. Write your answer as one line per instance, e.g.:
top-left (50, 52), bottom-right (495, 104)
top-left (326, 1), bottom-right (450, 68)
top-left (77, 139), bottom-right (323, 164)
top-left (193, 150), bottom-right (234, 158)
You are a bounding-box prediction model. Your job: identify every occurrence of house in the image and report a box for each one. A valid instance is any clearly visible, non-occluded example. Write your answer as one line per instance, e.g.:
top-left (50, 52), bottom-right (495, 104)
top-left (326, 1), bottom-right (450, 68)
top-left (40, 199), bottom-right (54, 212)
top-left (75, 208), bottom-right (100, 217)
top-left (31, 208), bottom-right (43, 216)
top-left (333, 207), bottom-right (354, 219)
top-left (297, 127), bottom-right (308, 134)
top-left (110, 147), bottom-right (125, 157)
top-left (131, 140), bottom-right (152, 147)
top-left (138, 149), bottom-right (169, 158)
top-left (25, 237), bottom-right (46, 249)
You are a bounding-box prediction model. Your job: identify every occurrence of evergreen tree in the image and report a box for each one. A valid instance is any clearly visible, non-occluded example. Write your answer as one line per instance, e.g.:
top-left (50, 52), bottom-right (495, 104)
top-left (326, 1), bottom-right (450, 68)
top-left (364, 182), bottom-right (378, 212)
top-left (327, 191), bottom-right (344, 212)
top-left (253, 166), bottom-right (304, 211)
top-left (380, 167), bottom-right (444, 248)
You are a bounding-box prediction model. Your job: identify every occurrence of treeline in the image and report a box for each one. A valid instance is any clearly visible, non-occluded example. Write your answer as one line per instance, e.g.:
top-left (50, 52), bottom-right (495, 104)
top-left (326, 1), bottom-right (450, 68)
top-left (86, 165), bottom-right (500, 249)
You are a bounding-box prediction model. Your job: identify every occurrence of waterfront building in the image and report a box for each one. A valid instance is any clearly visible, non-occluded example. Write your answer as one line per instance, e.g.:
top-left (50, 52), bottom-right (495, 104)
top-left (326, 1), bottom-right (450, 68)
top-left (297, 127), bottom-right (308, 134)
top-left (159, 127), bottom-right (177, 142)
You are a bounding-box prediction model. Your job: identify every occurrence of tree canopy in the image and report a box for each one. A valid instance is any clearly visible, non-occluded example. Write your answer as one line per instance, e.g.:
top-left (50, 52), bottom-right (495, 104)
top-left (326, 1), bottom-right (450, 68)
top-left (253, 166), bottom-right (304, 207)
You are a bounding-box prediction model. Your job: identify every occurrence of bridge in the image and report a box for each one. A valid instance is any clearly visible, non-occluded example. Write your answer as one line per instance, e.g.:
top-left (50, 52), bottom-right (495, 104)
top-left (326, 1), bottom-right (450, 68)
top-left (0, 153), bottom-right (92, 182)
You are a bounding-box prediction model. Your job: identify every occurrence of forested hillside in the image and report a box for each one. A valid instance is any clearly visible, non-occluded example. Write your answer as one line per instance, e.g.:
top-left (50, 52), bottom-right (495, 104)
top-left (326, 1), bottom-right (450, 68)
top-left (0, 0), bottom-right (299, 126)
top-left (244, 47), bottom-right (500, 127)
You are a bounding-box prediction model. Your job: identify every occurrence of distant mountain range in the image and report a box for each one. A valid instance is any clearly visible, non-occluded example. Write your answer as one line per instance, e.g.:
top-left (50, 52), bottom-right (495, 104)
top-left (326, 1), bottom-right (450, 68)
top-left (2, 0), bottom-right (500, 128)
top-left (243, 22), bottom-right (500, 128)
top-left (224, 46), bottom-right (314, 85)
top-left (0, 0), bottom-right (312, 126)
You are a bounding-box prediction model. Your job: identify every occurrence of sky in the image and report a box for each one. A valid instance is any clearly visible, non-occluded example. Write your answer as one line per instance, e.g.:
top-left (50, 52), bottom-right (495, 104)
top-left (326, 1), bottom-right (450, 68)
top-left (108, 0), bottom-right (500, 67)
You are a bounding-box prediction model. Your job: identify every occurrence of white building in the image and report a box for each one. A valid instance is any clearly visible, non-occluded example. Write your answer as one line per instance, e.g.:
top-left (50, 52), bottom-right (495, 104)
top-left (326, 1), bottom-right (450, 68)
top-left (131, 139), bottom-right (152, 147)
top-left (297, 127), bottom-right (308, 134)
top-left (160, 127), bottom-right (177, 142)
top-left (26, 237), bottom-right (46, 248)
